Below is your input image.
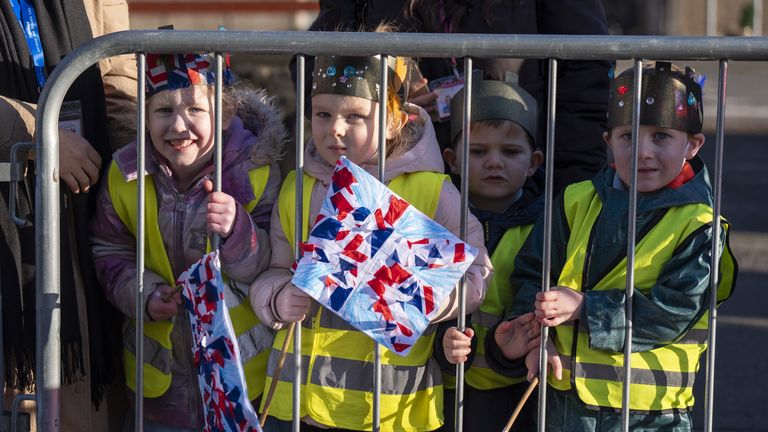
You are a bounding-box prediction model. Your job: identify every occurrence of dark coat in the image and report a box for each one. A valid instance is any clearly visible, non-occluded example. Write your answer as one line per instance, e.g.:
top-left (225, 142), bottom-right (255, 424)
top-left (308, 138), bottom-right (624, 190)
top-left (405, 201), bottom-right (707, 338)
top-left (296, 0), bottom-right (611, 193)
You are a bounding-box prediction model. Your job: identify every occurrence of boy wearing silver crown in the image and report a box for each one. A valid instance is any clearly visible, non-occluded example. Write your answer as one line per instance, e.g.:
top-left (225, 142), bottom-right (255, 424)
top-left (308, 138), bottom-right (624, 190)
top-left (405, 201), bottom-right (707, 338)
top-left (485, 62), bottom-right (738, 430)
top-left (437, 74), bottom-right (544, 431)
top-left (91, 52), bottom-right (285, 430)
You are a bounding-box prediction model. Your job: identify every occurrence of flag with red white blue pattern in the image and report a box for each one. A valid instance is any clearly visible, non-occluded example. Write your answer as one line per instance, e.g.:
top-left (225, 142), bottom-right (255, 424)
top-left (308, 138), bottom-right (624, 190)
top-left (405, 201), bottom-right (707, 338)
top-left (180, 251), bottom-right (262, 432)
top-left (291, 157), bottom-right (477, 356)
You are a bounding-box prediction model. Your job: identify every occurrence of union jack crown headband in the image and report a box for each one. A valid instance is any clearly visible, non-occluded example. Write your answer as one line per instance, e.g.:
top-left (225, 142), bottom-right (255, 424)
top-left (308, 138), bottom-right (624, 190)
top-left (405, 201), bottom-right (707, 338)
top-left (145, 53), bottom-right (232, 97)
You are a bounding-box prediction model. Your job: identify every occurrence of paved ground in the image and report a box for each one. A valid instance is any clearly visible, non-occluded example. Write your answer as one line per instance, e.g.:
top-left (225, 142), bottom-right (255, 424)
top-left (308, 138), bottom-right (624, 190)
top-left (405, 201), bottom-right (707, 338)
top-left (691, 134), bottom-right (768, 432)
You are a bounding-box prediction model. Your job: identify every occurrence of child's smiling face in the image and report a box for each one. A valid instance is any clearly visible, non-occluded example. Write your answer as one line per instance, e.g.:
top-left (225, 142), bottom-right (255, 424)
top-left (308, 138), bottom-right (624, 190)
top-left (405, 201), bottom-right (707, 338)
top-left (311, 93), bottom-right (389, 166)
top-left (147, 85), bottom-right (217, 184)
top-left (605, 125), bottom-right (704, 192)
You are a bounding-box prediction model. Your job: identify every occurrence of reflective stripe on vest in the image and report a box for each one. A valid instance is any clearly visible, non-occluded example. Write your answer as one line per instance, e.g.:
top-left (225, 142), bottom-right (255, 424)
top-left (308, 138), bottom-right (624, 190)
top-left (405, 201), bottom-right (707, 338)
top-left (266, 170), bottom-right (448, 431)
top-left (108, 160), bottom-right (271, 399)
top-left (550, 180), bottom-right (736, 411)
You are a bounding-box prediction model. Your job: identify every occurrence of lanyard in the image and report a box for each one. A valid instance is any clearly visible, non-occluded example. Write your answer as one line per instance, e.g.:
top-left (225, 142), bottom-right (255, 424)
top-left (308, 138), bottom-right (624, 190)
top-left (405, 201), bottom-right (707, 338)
top-left (10, 0), bottom-right (47, 90)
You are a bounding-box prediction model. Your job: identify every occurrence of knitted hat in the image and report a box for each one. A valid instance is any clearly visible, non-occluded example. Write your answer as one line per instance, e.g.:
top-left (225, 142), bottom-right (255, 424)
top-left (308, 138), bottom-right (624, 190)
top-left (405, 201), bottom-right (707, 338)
top-left (449, 72), bottom-right (538, 146)
top-left (311, 55), bottom-right (408, 102)
top-left (145, 53), bottom-right (232, 97)
top-left (608, 61), bottom-right (703, 133)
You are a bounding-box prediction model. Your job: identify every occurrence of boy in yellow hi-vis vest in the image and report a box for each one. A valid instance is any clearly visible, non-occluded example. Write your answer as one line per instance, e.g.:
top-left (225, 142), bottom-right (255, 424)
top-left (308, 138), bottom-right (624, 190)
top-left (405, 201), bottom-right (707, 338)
top-left (436, 74), bottom-right (545, 432)
top-left (249, 45), bottom-right (492, 431)
top-left (485, 62), bottom-right (737, 431)
top-left (91, 52), bottom-right (285, 430)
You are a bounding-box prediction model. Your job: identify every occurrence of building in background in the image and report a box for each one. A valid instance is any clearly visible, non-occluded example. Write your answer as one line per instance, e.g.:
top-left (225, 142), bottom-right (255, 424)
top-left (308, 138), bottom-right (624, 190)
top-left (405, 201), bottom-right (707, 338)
top-left (603, 0), bottom-right (767, 36)
top-left (127, 0), bottom-right (318, 30)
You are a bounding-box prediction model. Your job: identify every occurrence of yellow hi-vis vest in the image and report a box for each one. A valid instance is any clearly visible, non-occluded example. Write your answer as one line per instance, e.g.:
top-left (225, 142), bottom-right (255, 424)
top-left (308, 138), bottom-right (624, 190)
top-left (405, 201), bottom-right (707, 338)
top-left (265, 170), bottom-right (449, 431)
top-left (442, 224), bottom-right (535, 390)
top-left (548, 180), bottom-right (736, 411)
top-left (107, 160), bottom-right (271, 399)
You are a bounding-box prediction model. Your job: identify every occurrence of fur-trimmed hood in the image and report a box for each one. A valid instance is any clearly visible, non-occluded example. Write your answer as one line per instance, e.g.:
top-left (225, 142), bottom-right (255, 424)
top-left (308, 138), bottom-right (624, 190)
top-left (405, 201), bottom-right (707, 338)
top-left (235, 87), bottom-right (287, 167)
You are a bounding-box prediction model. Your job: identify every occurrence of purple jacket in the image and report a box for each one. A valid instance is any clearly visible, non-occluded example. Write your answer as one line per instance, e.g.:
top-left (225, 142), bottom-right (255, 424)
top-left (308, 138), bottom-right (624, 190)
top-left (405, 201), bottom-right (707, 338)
top-left (90, 89), bottom-right (286, 428)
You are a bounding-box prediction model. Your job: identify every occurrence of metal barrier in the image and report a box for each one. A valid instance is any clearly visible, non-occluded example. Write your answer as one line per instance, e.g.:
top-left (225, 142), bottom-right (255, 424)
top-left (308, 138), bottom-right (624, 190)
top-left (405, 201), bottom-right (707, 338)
top-left (29, 29), bottom-right (762, 432)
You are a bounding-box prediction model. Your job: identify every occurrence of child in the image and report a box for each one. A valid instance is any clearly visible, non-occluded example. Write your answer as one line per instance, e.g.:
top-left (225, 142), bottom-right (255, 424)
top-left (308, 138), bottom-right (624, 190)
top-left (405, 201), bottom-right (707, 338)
top-left (90, 53), bottom-right (285, 430)
top-left (249, 53), bottom-right (492, 432)
top-left (436, 74), bottom-right (545, 432)
top-left (486, 62), bottom-right (737, 431)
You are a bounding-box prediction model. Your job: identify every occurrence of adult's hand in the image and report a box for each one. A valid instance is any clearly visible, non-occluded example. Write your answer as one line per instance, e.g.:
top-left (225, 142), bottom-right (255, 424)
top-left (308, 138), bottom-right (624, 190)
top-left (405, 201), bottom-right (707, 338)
top-left (59, 128), bottom-right (101, 193)
top-left (407, 77), bottom-right (438, 116)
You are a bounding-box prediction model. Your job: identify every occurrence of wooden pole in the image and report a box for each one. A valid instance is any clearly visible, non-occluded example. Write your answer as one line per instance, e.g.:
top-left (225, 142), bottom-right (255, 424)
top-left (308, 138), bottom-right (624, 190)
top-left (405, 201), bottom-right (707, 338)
top-left (259, 322), bottom-right (296, 422)
top-left (502, 377), bottom-right (539, 432)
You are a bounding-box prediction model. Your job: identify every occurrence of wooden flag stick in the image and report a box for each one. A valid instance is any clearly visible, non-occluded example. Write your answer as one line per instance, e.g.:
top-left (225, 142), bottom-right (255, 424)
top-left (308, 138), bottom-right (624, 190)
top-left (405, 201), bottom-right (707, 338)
top-left (259, 321), bottom-right (296, 422)
top-left (502, 377), bottom-right (539, 432)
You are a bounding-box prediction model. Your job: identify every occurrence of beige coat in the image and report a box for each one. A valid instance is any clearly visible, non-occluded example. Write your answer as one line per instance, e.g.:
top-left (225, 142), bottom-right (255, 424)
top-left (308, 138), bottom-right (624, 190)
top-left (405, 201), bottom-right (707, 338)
top-left (1, 1), bottom-right (136, 431)
top-left (0, 0), bottom-right (137, 161)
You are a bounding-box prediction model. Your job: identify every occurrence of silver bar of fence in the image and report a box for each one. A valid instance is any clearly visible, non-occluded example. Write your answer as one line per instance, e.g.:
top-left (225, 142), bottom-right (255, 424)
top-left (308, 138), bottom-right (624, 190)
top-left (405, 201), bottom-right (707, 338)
top-left (34, 31), bottom-right (63, 432)
top-left (704, 59), bottom-right (728, 432)
top-left (212, 53), bottom-right (224, 250)
top-left (293, 54), bottom-right (306, 432)
top-left (454, 56), bottom-right (472, 432)
top-left (372, 53), bottom-right (389, 432)
top-left (620, 58), bottom-right (643, 432)
top-left (536, 57), bottom-right (558, 432)
top-left (135, 52), bottom-right (147, 432)
top-left (55, 31), bottom-right (768, 62)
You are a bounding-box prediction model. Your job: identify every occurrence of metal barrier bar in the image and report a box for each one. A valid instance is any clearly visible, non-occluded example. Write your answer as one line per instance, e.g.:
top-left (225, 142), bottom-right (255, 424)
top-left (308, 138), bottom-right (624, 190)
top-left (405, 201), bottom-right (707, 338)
top-left (135, 51), bottom-right (147, 432)
top-left (704, 59), bottom-right (728, 432)
top-left (293, 54), bottom-right (306, 432)
top-left (453, 56), bottom-right (473, 432)
top-left (372, 53), bottom-right (389, 432)
top-left (34, 24), bottom-right (67, 430)
top-left (34, 30), bottom-right (761, 431)
top-left (536, 57), bottom-right (558, 432)
top-left (621, 58), bottom-right (644, 432)
top-left (212, 52), bottom-right (224, 250)
top-left (11, 394), bottom-right (35, 432)
top-left (47, 31), bottom-right (768, 61)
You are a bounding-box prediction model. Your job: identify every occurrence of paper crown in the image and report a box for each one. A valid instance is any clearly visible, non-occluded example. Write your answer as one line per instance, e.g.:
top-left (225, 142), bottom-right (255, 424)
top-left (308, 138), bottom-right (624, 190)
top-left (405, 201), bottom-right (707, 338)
top-left (145, 53), bottom-right (232, 97)
top-left (450, 72), bottom-right (538, 146)
top-left (608, 61), bottom-right (703, 133)
top-left (311, 55), bottom-right (409, 101)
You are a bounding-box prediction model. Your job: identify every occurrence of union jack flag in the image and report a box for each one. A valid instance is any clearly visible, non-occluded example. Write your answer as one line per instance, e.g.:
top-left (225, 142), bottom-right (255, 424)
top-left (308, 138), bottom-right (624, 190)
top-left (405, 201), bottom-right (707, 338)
top-left (292, 157), bottom-right (476, 355)
top-left (180, 252), bottom-right (262, 432)
top-left (145, 53), bottom-right (232, 97)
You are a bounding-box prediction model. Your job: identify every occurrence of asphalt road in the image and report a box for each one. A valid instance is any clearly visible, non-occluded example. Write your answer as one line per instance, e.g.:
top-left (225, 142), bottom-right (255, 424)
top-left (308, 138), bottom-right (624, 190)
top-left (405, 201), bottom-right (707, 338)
top-left (691, 134), bottom-right (768, 432)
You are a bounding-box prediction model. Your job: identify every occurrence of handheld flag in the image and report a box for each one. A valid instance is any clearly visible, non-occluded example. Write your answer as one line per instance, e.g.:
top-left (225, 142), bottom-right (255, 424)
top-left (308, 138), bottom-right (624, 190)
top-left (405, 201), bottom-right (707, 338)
top-left (180, 251), bottom-right (262, 432)
top-left (291, 157), bottom-right (477, 356)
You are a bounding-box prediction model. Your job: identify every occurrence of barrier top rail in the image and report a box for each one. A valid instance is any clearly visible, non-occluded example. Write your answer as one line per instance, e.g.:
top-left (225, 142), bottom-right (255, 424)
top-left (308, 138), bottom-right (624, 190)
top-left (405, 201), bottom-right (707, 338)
top-left (43, 30), bottom-right (768, 63)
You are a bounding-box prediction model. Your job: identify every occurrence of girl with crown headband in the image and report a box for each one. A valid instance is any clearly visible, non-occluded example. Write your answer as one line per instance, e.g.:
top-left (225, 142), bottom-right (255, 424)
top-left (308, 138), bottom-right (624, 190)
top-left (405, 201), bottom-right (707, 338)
top-left (91, 52), bottom-right (286, 430)
top-left (249, 53), bottom-right (492, 431)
